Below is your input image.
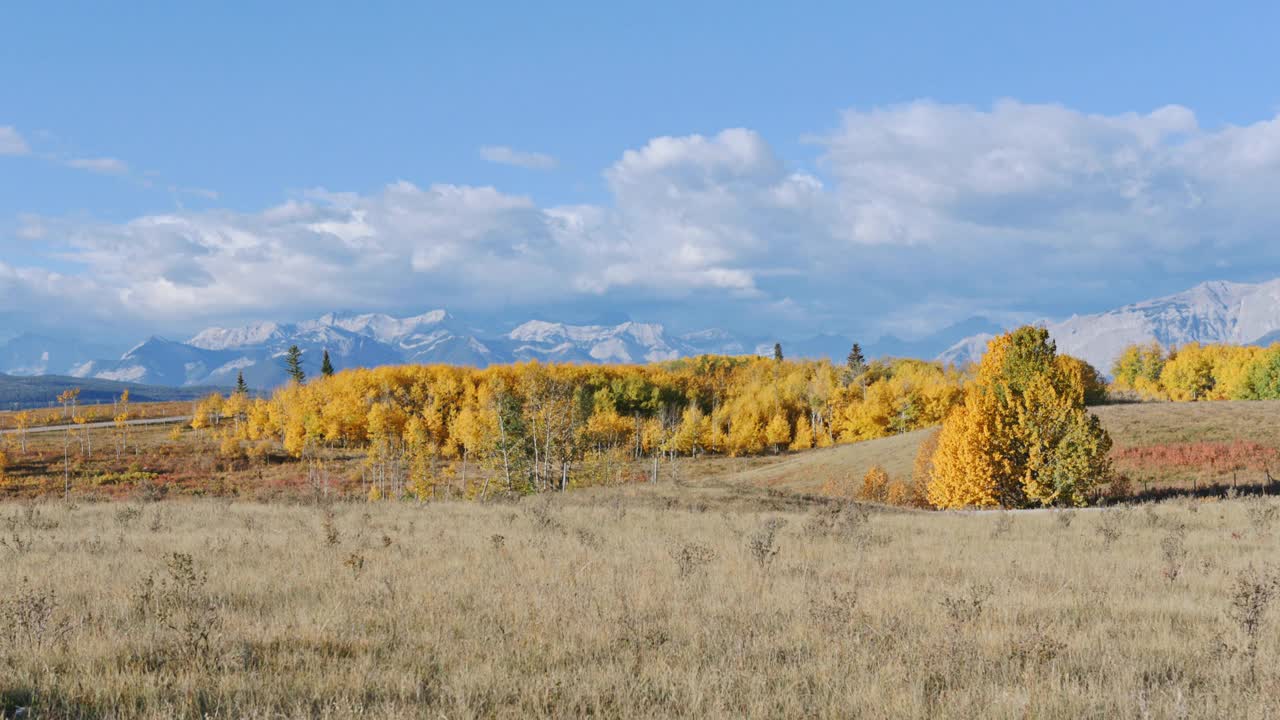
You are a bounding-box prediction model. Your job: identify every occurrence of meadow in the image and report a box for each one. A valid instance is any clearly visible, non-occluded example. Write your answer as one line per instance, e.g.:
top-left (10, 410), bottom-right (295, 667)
top-left (4, 488), bottom-right (1280, 718)
top-left (740, 400), bottom-right (1280, 501)
top-left (8, 399), bottom-right (1280, 506)
top-left (5, 386), bottom-right (1280, 717)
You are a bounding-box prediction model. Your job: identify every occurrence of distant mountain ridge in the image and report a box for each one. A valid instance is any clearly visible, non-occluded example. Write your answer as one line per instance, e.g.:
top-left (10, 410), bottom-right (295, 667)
top-left (10, 292), bottom-right (1186, 391)
top-left (0, 373), bottom-right (231, 410)
top-left (940, 279), bottom-right (1280, 373)
top-left (1, 311), bottom-right (811, 390)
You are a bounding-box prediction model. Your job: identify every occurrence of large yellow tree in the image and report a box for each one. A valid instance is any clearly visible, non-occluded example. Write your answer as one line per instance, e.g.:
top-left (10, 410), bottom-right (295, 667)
top-left (928, 327), bottom-right (1112, 509)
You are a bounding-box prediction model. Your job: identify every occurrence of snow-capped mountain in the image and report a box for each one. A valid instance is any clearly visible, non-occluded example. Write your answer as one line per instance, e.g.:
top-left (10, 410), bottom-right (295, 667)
top-left (937, 334), bottom-right (996, 368)
top-left (0, 333), bottom-right (115, 377)
top-left (29, 276), bottom-right (1277, 390)
top-left (4, 311), bottom-right (781, 389)
top-left (506, 320), bottom-right (682, 363)
top-left (940, 279), bottom-right (1280, 373)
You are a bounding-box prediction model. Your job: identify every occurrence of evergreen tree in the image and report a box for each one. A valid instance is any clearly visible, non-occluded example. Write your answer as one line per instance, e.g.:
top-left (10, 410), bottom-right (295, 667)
top-left (235, 370), bottom-right (249, 395)
top-left (285, 345), bottom-right (306, 384)
top-left (846, 343), bottom-right (866, 375)
top-left (321, 349), bottom-right (335, 377)
top-left (773, 343), bottom-right (784, 362)
top-left (844, 342), bottom-right (868, 386)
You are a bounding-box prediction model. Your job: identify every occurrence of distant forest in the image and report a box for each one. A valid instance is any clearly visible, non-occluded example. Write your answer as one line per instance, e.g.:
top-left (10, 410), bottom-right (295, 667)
top-left (0, 374), bottom-right (231, 410)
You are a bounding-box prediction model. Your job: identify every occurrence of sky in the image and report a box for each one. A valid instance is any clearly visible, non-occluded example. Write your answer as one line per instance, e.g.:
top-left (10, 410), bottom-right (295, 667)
top-left (5, 1), bottom-right (1280, 347)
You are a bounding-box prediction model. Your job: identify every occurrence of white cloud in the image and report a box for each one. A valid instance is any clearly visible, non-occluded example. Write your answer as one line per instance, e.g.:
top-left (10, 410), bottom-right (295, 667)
top-left (479, 145), bottom-right (558, 170)
top-left (66, 156), bottom-right (129, 175)
top-left (0, 126), bottom-right (29, 155)
top-left (12, 101), bottom-right (1280, 342)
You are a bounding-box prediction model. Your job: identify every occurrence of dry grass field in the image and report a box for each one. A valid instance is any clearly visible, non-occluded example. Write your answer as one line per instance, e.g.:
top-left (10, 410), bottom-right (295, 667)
top-left (0, 401), bottom-right (194, 431)
top-left (7, 399), bottom-right (1280, 506)
top-left (0, 419), bottom-right (788, 503)
top-left (4, 489), bottom-right (1280, 718)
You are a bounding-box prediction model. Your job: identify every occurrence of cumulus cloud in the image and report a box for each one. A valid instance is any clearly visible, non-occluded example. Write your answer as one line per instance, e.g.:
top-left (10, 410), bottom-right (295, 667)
top-left (0, 126), bottom-right (29, 155)
top-left (479, 145), bottom-right (558, 170)
top-left (10, 101), bottom-right (1280, 342)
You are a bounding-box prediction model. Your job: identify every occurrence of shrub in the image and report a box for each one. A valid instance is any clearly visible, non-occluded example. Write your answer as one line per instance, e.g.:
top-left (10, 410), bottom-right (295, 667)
top-left (860, 465), bottom-right (890, 502)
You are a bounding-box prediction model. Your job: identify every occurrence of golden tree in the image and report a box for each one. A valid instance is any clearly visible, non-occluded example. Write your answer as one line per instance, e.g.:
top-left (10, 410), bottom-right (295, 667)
top-left (789, 414), bottom-right (814, 451)
top-left (928, 327), bottom-right (1112, 509)
top-left (764, 412), bottom-right (791, 454)
top-left (13, 411), bottom-right (32, 453)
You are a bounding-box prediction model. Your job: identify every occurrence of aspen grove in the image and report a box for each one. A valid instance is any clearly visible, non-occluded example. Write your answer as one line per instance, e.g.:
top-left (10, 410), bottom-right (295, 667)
top-left (189, 355), bottom-right (967, 499)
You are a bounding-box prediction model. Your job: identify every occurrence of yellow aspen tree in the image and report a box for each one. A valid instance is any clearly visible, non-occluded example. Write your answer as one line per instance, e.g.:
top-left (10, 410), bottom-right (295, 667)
top-left (764, 412), bottom-right (791, 453)
top-left (726, 415), bottom-right (764, 456)
top-left (789, 414), bottom-right (814, 451)
top-left (928, 327), bottom-right (1112, 509)
top-left (1161, 343), bottom-right (1215, 401)
top-left (927, 391), bottom-right (1006, 508)
top-left (13, 411), bottom-right (32, 452)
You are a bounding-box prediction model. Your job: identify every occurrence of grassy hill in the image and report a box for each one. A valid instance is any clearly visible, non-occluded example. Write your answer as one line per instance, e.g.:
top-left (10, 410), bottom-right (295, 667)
top-left (732, 400), bottom-right (1280, 497)
top-left (0, 373), bottom-right (231, 410)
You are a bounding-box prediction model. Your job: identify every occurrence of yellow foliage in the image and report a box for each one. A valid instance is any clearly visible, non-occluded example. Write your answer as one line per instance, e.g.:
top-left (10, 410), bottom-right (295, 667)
top-left (927, 391), bottom-right (1007, 508)
top-left (218, 434), bottom-right (244, 459)
top-left (764, 412), bottom-right (791, 452)
top-left (178, 354), bottom-right (971, 496)
top-left (789, 414), bottom-right (814, 451)
top-left (885, 477), bottom-right (928, 508)
top-left (860, 465), bottom-right (890, 502)
top-left (929, 327), bottom-right (1112, 509)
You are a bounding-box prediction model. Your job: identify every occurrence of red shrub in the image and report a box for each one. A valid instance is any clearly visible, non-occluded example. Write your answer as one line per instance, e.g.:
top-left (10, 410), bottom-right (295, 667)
top-left (1111, 441), bottom-right (1279, 473)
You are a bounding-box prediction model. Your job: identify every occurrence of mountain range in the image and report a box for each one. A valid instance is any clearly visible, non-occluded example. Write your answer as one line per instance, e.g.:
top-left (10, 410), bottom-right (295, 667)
top-left (2, 309), bottom-right (1002, 390)
top-left (8, 277), bottom-right (1280, 390)
top-left (0, 312), bottom-right (794, 390)
top-left (940, 278), bottom-right (1280, 373)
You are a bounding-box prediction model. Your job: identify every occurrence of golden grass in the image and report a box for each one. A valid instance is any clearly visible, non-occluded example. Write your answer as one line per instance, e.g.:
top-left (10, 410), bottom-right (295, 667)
top-left (1094, 400), bottom-right (1280, 447)
top-left (4, 491), bottom-right (1280, 718)
top-left (0, 401), bottom-right (193, 430)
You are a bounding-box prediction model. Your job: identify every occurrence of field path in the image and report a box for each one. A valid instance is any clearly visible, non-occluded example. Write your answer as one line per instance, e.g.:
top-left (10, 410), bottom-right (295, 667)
top-left (0, 415), bottom-right (191, 435)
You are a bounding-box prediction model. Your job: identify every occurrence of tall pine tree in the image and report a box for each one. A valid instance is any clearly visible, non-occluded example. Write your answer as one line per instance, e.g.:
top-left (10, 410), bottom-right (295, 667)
top-left (846, 343), bottom-right (866, 375)
top-left (845, 342), bottom-right (867, 386)
top-left (235, 370), bottom-right (249, 395)
top-left (285, 345), bottom-right (306, 384)
top-left (773, 343), bottom-right (784, 362)
top-left (321, 349), bottom-right (335, 377)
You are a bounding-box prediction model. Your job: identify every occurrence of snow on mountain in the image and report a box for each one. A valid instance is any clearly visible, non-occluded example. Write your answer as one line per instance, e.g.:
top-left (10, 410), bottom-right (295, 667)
top-left (100, 337), bottom-right (237, 387)
top-left (16, 277), bottom-right (1280, 391)
top-left (10, 311), bottom-right (753, 388)
top-left (0, 333), bottom-right (115, 376)
top-left (507, 320), bottom-right (681, 363)
top-left (941, 279), bottom-right (1280, 374)
top-left (937, 333), bottom-right (995, 368)
top-left (188, 322), bottom-right (285, 351)
top-left (305, 310), bottom-right (450, 344)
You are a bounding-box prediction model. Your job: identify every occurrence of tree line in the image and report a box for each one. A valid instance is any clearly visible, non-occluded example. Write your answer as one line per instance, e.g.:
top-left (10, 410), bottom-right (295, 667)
top-left (1111, 342), bottom-right (1280, 401)
top-left (191, 352), bottom-right (968, 498)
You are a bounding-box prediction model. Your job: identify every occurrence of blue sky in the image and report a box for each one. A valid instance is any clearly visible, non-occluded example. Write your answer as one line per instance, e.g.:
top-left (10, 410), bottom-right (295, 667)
top-left (5, 1), bottom-right (1280, 345)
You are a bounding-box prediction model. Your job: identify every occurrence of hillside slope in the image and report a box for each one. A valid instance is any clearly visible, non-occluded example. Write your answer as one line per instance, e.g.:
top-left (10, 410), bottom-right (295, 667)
top-left (734, 400), bottom-right (1280, 496)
